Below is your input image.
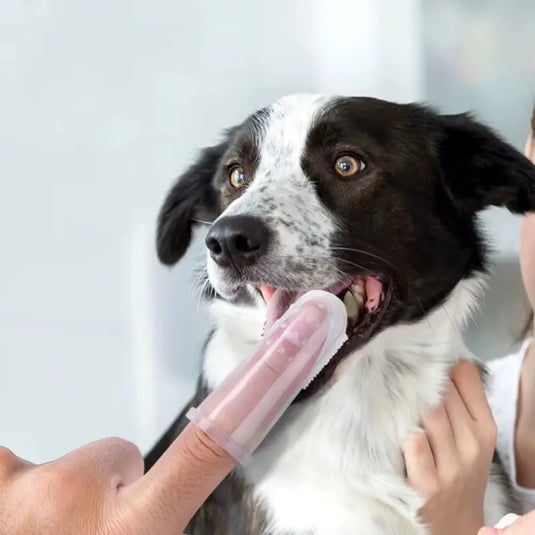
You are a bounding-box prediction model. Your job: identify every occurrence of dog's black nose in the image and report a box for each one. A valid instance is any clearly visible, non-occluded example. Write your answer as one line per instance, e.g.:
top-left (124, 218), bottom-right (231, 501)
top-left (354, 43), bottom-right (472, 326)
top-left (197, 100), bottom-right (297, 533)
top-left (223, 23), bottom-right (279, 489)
top-left (205, 215), bottom-right (269, 269)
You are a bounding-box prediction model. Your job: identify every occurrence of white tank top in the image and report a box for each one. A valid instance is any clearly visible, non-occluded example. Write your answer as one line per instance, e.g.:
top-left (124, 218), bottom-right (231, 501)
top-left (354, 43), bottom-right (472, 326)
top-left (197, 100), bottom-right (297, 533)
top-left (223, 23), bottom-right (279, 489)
top-left (487, 339), bottom-right (535, 517)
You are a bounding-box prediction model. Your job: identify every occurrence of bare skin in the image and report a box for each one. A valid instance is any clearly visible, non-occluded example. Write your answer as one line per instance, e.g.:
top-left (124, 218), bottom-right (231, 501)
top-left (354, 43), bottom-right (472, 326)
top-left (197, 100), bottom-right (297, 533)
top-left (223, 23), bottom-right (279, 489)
top-left (0, 299), bottom-right (325, 535)
top-left (511, 115), bottom-right (535, 491)
top-left (0, 427), bottom-right (235, 535)
top-left (515, 340), bottom-right (535, 489)
top-left (403, 362), bottom-right (497, 535)
top-left (516, 204), bottom-right (535, 490)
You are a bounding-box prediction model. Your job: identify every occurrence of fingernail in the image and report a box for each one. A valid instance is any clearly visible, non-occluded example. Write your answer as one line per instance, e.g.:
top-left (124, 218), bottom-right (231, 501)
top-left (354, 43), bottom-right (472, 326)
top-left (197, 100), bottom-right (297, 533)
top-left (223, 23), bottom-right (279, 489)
top-left (494, 512), bottom-right (521, 530)
top-left (187, 291), bottom-right (347, 463)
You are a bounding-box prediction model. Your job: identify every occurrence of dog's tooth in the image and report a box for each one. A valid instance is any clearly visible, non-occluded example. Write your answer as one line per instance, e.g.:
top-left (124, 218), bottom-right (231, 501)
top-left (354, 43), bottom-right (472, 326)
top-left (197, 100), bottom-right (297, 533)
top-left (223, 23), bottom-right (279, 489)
top-left (343, 290), bottom-right (359, 321)
top-left (350, 281), bottom-right (365, 305)
top-left (351, 279), bottom-right (364, 291)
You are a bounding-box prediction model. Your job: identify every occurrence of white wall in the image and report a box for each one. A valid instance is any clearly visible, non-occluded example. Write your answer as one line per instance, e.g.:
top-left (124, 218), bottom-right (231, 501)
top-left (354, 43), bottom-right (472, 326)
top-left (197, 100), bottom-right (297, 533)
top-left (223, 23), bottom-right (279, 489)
top-left (0, 0), bottom-right (425, 462)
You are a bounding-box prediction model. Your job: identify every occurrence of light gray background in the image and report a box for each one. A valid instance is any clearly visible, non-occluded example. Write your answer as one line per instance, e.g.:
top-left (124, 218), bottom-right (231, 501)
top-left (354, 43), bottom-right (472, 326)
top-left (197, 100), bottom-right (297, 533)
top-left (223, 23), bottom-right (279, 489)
top-left (0, 0), bottom-right (533, 462)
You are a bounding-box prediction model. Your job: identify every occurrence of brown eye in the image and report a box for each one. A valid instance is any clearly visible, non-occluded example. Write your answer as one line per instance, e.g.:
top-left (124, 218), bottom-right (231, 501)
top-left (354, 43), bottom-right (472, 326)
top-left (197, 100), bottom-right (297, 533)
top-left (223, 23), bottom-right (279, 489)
top-left (334, 155), bottom-right (366, 177)
top-left (229, 166), bottom-right (246, 189)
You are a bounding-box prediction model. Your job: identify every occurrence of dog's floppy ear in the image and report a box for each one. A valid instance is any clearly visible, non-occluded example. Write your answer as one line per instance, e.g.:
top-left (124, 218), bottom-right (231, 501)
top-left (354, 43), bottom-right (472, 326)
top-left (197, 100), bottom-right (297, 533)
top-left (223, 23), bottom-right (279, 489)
top-left (438, 111), bottom-right (535, 215)
top-left (156, 129), bottom-right (236, 265)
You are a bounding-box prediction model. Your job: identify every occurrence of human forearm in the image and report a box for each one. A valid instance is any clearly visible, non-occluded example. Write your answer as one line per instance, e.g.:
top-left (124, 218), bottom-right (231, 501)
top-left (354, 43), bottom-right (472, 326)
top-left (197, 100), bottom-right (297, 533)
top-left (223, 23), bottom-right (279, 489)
top-left (515, 343), bottom-right (535, 488)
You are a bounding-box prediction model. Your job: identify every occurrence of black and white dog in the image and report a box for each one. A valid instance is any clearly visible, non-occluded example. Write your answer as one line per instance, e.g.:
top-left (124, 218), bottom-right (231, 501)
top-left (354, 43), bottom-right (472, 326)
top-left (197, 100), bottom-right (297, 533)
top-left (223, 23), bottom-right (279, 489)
top-left (146, 95), bottom-right (535, 534)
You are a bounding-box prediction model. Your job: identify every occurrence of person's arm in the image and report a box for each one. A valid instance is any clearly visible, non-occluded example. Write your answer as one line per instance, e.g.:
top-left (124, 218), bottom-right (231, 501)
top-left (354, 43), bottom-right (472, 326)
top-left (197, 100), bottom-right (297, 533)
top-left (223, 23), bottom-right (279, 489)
top-left (515, 342), bottom-right (535, 489)
top-left (0, 292), bottom-right (341, 535)
top-left (485, 343), bottom-right (535, 514)
top-left (402, 361), bottom-right (497, 535)
top-left (478, 343), bottom-right (535, 534)
top-left (515, 112), bottom-right (535, 491)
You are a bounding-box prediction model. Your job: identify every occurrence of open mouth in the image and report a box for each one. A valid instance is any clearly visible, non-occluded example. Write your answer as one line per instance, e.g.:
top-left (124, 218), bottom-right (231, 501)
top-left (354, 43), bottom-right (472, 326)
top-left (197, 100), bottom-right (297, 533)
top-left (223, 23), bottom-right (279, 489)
top-left (259, 275), bottom-right (393, 397)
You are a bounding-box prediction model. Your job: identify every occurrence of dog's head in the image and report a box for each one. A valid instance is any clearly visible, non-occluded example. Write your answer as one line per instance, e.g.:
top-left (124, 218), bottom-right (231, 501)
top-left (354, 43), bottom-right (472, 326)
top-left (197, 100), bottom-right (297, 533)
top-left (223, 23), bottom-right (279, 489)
top-left (157, 95), bottom-right (535, 392)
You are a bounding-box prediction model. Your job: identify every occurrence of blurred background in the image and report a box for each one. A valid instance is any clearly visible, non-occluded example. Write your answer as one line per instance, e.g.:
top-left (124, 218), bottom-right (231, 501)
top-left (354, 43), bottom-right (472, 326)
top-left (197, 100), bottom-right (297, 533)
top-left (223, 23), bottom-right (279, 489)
top-left (1, 0), bottom-right (533, 462)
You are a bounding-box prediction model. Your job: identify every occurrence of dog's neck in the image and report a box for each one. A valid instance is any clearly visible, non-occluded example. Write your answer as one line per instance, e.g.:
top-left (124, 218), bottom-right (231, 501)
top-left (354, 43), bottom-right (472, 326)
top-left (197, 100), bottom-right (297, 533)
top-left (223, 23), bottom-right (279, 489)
top-left (202, 275), bottom-right (485, 532)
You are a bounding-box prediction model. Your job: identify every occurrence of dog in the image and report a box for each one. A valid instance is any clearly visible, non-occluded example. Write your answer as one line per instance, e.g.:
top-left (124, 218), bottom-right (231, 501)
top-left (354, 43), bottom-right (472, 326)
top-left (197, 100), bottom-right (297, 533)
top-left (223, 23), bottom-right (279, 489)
top-left (146, 95), bottom-right (535, 534)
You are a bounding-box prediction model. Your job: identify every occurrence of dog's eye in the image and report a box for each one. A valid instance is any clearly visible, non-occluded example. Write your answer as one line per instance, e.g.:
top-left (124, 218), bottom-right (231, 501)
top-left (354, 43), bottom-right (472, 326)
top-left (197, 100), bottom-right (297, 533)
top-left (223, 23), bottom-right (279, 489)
top-left (334, 155), bottom-right (366, 177)
top-left (229, 166), bottom-right (246, 189)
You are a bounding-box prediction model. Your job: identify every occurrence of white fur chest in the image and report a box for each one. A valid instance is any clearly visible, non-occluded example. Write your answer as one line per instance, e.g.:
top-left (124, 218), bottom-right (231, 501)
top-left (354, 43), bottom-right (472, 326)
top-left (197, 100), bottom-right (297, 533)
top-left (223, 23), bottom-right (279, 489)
top-left (202, 279), bottom-right (507, 534)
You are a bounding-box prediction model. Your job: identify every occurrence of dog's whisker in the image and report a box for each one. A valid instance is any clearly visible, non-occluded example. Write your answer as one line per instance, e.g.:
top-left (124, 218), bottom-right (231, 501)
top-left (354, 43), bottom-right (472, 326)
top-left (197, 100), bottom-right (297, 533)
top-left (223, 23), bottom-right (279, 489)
top-left (411, 294), bottom-right (438, 337)
top-left (198, 278), bottom-right (213, 310)
top-left (330, 246), bottom-right (398, 272)
top-left (329, 256), bottom-right (379, 276)
top-left (190, 268), bottom-right (207, 298)
top-left (441, 305), bottom-right (458, 331)
top-left (190, 218), bottom-right (213, 226)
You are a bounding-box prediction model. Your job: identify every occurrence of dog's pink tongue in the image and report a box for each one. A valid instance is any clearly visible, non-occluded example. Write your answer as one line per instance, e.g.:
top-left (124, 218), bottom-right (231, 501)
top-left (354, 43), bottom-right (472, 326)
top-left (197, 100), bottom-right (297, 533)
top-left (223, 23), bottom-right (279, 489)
top-left (262, 287), bottom-right (297, 333)
top-left (364, 276), bottom-right (382, 312)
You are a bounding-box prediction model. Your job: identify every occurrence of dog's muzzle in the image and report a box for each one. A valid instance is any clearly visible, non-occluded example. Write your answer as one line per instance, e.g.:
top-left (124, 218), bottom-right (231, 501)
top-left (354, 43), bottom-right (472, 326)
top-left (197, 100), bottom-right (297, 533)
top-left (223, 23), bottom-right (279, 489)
top-left (205, 215), bottom-right (270, 270)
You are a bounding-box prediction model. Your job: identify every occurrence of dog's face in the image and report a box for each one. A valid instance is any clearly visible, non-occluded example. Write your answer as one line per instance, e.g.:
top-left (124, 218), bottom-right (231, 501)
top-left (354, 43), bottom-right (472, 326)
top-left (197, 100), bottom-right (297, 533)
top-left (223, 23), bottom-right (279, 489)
top-left (157, 94), bottom-right (535, 393)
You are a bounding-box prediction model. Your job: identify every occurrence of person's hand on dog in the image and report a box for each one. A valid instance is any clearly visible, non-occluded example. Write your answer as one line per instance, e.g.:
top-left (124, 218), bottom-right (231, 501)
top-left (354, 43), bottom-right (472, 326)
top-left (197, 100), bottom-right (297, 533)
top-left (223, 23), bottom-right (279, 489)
top-left (0, 297), bottom-right (333, 535)
top-left (402, 361), bottom-right (497, 535)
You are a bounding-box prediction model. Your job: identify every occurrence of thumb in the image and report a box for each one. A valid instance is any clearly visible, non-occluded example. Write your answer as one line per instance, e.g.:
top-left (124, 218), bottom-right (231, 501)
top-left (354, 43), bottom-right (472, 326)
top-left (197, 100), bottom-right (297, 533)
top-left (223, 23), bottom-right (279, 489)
top-left (500, 510), bottom-right (535, 533)
top-left (479, 511), bottom-right (535, 535)
top-left (120, 292), bottom-right (345, 534)
top-left (120, 422), bottom-right (235, 533)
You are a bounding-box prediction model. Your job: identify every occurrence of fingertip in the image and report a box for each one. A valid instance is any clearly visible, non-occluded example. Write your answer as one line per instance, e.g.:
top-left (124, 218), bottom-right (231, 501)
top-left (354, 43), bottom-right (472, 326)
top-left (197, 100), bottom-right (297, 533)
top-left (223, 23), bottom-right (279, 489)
top-left (402, 431), bottom-right (438, 496)
top-left (105, 437), bottom-right (145, 486)
top-left (402, 431), bottom-right (435, 470)
top-left (402, 431), bottom-right (427, 454)
top-left (478, 528), bottom-right (499, 535)
top-left (420, 404), bottom-right (445, 428)
top-left (451, 360), bottom-right (485, 394)
top-left (444, 378), bottom-right (457, 397)
top-left (105, 437), bottom-right (144, 461)
top-left (451, 359), bottom-right (478, 378)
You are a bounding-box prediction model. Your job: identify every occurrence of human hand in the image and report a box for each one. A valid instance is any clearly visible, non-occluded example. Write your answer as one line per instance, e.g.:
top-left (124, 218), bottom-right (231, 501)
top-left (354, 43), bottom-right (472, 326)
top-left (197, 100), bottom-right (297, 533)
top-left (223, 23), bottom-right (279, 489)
top-left (479, 510), bottom-right (535, 534)
top-left (0, 292), bottom-right (343, 535)
top-left (402, 361), bottom-right (497, 535)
